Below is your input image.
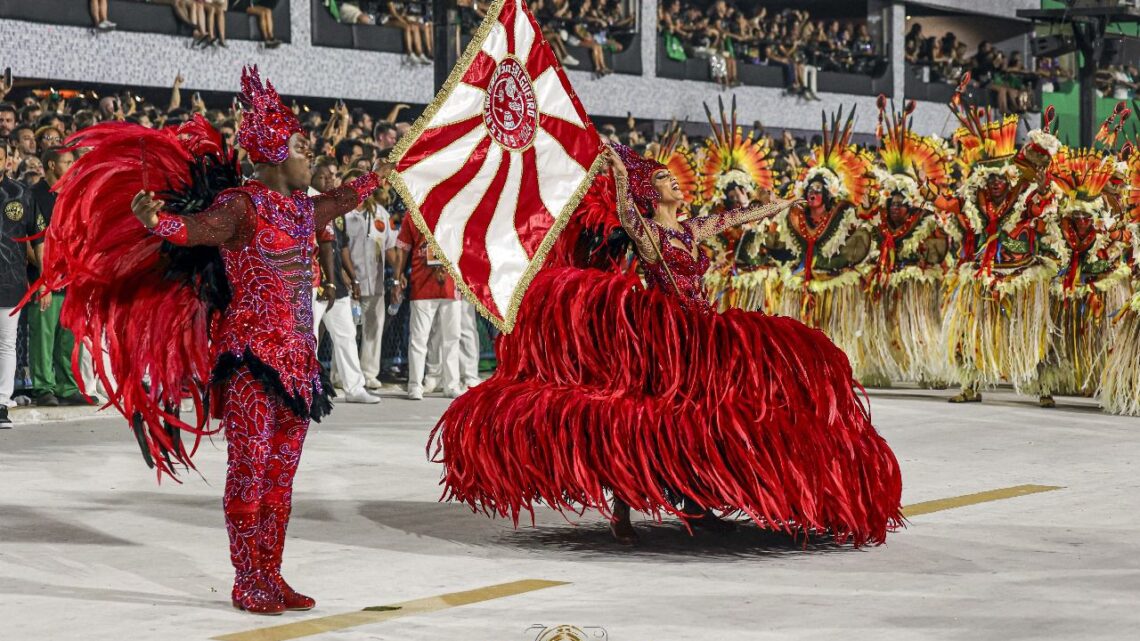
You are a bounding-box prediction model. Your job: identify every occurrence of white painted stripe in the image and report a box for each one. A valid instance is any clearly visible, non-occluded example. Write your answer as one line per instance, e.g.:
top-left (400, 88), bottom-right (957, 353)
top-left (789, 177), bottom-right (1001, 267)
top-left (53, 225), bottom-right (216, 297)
top-left (428, 83), bottom-right (485, 128)
top-left (434, 147), bottom-right (505, 277)
top-left (533, 128), bottom-right (588, 221)
top-left (400, 127), bottom-right (488, 207)
top-left (533, 67), bottom-right (584, 128)
top-left (482, 21), bottom-right (509, 63)
top-left (485, 152), bottom-right (528, 314)
top-left (513, 0), bottom-right (535, 65)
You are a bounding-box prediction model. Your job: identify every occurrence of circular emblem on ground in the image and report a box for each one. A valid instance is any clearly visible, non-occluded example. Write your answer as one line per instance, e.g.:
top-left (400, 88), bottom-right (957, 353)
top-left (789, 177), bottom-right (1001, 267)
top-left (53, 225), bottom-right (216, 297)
top-left (483, 57), bottom-right (538, 151)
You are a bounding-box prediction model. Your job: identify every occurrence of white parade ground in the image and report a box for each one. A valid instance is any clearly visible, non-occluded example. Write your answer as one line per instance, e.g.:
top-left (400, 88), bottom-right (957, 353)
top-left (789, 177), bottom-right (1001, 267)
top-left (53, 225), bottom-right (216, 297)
top-left (1, 387), bottom-right (1137, 641)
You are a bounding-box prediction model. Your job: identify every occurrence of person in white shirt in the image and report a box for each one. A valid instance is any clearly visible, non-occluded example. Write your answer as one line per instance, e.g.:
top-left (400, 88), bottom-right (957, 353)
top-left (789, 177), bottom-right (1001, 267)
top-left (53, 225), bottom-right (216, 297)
top-left (343, 181), bottom-right (398, 391)
top-left (311, 161), bottom-right (378, 404)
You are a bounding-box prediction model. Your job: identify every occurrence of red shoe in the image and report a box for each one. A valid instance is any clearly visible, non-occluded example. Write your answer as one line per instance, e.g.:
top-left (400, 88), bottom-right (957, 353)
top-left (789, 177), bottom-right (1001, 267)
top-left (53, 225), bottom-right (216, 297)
top-left (266, 572), bottom-right (316, 611)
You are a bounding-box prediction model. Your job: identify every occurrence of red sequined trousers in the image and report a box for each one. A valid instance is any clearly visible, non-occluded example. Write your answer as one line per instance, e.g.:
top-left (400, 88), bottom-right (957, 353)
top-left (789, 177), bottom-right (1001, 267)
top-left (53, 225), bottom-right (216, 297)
top-left (223, 367), bottom-right (313, 612)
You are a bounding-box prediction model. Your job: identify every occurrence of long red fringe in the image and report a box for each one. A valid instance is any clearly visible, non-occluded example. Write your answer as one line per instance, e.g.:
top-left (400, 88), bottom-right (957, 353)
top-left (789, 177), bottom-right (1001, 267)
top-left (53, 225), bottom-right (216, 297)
top-left (28, 119), bottom-right (223, 479)
top-left (429, 266), bottom-right (904, 546)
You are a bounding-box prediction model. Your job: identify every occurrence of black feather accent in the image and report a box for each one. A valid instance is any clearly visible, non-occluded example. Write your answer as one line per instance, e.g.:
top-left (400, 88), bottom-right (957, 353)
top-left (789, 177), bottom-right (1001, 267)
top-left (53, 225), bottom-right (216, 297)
top-left (131, 411), bottom-right (156, 470)
top-left (131, 405), bottom-right (189, 472)
top-left (211, 348), bottom-right (336, 422)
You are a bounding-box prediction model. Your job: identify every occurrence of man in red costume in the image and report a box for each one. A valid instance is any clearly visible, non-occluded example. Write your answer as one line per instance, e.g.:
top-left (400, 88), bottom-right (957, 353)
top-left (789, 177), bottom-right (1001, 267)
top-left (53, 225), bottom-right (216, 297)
top-left (127, 67), bottom-right (386, 614)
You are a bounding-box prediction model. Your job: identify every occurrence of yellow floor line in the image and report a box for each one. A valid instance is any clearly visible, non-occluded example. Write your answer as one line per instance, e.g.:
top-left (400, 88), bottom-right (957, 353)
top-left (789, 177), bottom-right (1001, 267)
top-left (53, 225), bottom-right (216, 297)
top-left (212, 579), bottom-right (568, 641)
top-left (902, 484), bottom-right (1063, 518)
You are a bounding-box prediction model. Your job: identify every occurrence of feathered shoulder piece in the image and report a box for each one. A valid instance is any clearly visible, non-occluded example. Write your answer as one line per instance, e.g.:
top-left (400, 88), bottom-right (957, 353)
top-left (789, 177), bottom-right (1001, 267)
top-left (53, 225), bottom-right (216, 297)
top-left (697, 95), bottom-right (774, 212)
top-left (38, 115), bottom-right (241, 479)
top-left (797, 105), bottom-right (872, 206)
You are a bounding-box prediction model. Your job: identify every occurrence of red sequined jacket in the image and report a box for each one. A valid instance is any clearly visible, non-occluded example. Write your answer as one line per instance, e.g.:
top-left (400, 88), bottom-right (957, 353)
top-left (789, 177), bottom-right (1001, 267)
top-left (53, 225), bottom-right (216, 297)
top-left (151, 173), bottom-right (379, 415)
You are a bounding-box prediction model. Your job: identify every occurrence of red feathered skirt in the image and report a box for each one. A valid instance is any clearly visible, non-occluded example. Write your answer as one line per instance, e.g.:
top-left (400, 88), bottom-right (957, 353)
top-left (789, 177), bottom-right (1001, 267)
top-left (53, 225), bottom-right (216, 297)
top-left (428, 267), bottom-right (903, 545)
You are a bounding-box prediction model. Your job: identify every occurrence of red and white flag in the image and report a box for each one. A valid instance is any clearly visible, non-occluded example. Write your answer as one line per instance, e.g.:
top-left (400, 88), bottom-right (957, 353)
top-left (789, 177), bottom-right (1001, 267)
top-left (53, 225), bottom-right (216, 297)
top-left (389, 0), bottom-right (602, 332)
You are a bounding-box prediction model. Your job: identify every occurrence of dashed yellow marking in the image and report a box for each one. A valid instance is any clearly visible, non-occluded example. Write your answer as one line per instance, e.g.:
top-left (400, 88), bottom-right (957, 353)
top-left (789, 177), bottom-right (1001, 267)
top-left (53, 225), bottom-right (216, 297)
top-left (212, 579), bottom-right (568, 641)
top-left (903, 484), bottom-right (1063, 517)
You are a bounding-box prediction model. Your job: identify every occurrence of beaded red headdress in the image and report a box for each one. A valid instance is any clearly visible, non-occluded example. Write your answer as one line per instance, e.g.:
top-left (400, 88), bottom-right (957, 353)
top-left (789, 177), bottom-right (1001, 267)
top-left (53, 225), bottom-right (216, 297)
top-left (237, 65), bottom-right (303, 165)
top-left (613, 142), bottom-right (665, 216)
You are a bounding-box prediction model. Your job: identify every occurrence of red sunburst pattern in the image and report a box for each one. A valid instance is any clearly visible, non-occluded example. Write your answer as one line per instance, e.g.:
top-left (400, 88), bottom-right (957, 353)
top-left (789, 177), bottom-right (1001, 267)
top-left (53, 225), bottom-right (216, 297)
top-left (392, 0), bottom-right (599, 330)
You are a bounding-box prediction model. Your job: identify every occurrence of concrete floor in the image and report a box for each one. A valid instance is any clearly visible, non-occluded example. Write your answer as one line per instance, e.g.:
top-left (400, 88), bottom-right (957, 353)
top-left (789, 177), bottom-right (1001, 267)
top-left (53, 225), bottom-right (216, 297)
top-left (1, 387), bottom-right (1138, 641)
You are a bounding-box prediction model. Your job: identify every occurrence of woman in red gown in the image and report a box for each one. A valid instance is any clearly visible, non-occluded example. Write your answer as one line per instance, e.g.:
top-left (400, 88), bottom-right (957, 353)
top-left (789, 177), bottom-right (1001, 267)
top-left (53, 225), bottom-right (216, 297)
top-left (429, 142), bottom-right (903, 546)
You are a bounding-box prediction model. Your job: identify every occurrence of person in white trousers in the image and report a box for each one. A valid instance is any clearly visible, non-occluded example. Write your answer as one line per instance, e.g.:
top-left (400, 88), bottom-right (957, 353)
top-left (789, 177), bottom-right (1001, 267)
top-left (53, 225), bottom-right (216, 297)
top-left (342, 177), bottom-right (397, 391)
top-left (391, 217), bottom-right (461, 400)
top-left (310, 161), bottom-right (378, 404)
top-left (0, 308), bottom-right (18, 424)
top-left (424, 299), bottom-right (482, 393)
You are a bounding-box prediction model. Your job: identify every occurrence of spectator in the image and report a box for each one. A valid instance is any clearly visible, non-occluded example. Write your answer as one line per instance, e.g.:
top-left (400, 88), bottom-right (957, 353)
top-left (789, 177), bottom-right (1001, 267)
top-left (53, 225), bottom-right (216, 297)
top-left (342, 169), bottom-right (398, 391)
top-left (218, 119), bottom-right (238, 150)
top-left (971, 41), bottom-right (996, 83)
top-left (905, 22), bottom-right (923, 63)
top-left (392, 212), bottom-right (462, 400)
top-left (17, 156), bottom-right (43, 187)
top-left (70, 110), bottom-right (96, 135)
top-left (1037, 56), bottom-right (1070, 93)
top-left (311, 158), bottom-right (380, 404)
top-left (9, 125), bottom-right (36, 160)
top-left (534, 0), bottom-right (580, 67)
top-left (993, 51), bottom-right (1032, 113)
top-left (205, 0), bottom-right (229, 48)
top-left (570, 0), bottom-right (613, 76)
top-left (28, 147), bottom-right (91, 407)
top-left (389, 1), bottom-right (433, 65)
top-left (335, 138), bottom-right (364, 168)
top-left (0, 103), bottom-right (17, 138)
top-left (247, 0), bottom-right (282, 48)
top-left (35, 127), bottom-right (64, 152)
top-left (0, 143), bottom-right (37, 426)
top-left (374, 122), bottom-right (398, 150)
top-left (19, 104), bottom-right (42, 127)
top-left (455, 301), bottom-right (482, 390)
top-left (335, 2), bottom-right (377, 25)
top-left (88, 0), bottom-right (116, 31)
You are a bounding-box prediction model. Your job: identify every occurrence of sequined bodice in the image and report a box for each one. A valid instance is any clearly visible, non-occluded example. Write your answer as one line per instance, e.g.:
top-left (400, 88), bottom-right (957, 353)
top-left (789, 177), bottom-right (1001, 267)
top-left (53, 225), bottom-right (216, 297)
top-left (214, 184), bottom-right (320, 399)
top-left (643, 222), bottom-right (710, 304)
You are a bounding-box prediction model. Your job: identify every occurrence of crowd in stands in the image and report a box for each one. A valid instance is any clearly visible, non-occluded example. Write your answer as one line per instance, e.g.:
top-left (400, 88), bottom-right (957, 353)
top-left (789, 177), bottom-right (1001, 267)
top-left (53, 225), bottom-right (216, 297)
top-left (660, 2), bottom-right (882, 92)
top-left (0, 73), bottom-right (431, 422)
top-left (317, 1), bottom-right (636, 75)
top-left (1095, 64), bottom-right (1140, 101)
top-left (904, 22), bottom-right (1055, 114)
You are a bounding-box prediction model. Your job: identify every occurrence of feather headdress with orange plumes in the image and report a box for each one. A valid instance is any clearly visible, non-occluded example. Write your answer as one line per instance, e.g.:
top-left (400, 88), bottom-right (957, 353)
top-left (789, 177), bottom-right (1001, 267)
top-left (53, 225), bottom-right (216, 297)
top-left (1051, 147), bottom-right (1115, 204)
top-left (648, 122), bottom-right (700, 206)
top-left (795, 105), bottom-right (873, 206)
top-left (948, 73), bottom-right (1021, 171)
top-left (697, 95), bottom-right (775, 207)
top-left (875, 94), bottom-right (950, 196)
top-left (1046, 104), bottom-right (1130, 220)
